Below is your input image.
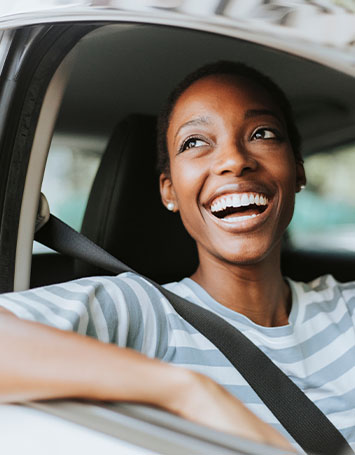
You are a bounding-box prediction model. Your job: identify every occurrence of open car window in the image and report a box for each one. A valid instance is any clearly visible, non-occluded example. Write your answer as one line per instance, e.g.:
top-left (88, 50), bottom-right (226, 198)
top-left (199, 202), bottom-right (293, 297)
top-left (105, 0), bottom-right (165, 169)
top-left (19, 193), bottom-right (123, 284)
top-left (29, 22), bottom-right (355, 288)
top-left (290, 142), bottom-right (355, 253)
top-left (33, 138), bottom-right (102, 254)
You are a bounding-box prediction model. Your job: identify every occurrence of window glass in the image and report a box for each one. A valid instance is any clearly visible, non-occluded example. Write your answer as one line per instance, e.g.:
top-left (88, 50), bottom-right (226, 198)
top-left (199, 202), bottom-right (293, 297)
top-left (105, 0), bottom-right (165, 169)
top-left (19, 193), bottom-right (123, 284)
top-left (34, 141), bottom-right (102, 253)
top-left (289, 143), bottom-right (355, 252)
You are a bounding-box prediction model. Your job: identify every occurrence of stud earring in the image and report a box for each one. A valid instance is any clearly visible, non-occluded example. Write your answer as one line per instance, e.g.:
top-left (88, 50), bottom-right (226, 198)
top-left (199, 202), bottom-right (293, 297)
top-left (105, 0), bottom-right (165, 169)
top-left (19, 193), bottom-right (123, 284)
top-left (300, 184), bottom-right (306, 190)
top-left (167, 202), bottom-right (175, 211)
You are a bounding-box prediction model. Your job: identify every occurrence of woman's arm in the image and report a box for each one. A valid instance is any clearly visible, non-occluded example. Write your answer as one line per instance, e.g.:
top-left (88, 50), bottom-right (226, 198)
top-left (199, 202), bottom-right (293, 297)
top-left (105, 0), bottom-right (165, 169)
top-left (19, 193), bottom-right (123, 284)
top-left (0, 308), bottom-right (294, 451)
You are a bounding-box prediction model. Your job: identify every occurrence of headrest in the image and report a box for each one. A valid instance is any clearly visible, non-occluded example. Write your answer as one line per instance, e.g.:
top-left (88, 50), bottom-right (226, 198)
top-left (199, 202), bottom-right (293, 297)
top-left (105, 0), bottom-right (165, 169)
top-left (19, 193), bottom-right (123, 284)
top-left (76, 114), bottom-right (198, 283)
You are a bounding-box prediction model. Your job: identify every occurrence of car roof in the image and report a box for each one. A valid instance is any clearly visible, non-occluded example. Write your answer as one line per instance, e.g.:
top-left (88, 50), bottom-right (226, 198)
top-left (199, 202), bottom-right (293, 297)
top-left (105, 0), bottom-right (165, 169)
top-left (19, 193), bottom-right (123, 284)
top-left (0, 0), bottom-right (354, 76)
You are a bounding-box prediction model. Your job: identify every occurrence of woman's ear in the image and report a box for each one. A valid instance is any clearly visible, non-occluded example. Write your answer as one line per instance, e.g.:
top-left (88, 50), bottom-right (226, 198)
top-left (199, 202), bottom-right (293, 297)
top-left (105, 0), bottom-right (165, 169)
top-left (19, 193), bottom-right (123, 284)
top-left (295, 162), bottom-right (306, 193)
top-left (159, 173), bottom-right (178, 212)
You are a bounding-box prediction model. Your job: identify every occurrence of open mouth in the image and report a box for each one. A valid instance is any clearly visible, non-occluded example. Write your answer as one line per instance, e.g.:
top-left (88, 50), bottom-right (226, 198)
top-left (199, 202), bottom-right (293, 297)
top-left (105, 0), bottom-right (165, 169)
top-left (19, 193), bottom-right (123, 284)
top-left (209, 192), bottom-right (269, 222)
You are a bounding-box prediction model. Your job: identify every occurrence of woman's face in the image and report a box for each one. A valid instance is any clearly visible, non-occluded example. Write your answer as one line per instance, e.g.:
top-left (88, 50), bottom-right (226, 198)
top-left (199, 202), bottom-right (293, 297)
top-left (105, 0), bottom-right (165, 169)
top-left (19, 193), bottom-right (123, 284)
top-left (160, 74), bottom-right (305, 266)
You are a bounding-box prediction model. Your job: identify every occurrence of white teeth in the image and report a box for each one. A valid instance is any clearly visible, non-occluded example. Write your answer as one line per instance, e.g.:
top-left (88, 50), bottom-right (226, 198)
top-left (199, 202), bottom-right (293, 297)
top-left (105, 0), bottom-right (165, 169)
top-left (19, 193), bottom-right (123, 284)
top-left (241, 194), bottom-right (249, 206)
top-left (232, 194), bottom-right (241, 206)
top-left (210, 192), bottom-right (269, 213)
top-left (222, 213), bottom-right (258, 223)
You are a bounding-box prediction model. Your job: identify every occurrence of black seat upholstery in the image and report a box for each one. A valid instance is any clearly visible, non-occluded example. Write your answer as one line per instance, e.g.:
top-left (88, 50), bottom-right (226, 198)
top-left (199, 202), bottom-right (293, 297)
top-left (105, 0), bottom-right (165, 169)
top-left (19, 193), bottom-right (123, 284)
top-left (76, 114), bottom-right (198, 283)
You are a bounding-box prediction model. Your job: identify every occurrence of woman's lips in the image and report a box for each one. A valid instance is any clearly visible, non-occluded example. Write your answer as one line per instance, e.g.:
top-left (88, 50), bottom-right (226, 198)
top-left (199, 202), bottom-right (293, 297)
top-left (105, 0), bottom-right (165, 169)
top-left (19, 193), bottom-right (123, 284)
top-left (202, 182), bottom-right (275, 232)
top-left (205, 195), bottom-right (273, 232)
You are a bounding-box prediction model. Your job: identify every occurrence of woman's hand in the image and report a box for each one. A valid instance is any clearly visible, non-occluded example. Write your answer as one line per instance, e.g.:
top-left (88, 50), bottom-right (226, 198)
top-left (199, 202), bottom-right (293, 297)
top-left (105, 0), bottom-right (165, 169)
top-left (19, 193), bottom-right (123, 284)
top-left (164, 369), bottom-right (295, 452)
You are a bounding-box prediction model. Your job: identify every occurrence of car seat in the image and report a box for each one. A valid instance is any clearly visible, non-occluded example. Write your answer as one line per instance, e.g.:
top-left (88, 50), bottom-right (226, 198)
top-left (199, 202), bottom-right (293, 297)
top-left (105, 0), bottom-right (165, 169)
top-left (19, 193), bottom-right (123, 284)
top-left (75, 114), bottom-right (198, 284)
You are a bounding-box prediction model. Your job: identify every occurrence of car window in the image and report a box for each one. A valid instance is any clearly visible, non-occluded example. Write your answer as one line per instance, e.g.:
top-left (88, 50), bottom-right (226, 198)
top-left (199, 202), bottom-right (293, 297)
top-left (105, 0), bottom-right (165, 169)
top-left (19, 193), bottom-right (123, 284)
top-left (289, 142), bottom-right (355, 252)
top-left (33, 137), bottom-right (102, 253)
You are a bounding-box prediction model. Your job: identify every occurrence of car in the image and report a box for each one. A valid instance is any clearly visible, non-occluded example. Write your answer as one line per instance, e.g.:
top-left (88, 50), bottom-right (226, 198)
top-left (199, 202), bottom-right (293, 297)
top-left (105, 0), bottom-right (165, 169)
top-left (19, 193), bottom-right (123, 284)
top-left (0, 1), bottom-right (355, 453)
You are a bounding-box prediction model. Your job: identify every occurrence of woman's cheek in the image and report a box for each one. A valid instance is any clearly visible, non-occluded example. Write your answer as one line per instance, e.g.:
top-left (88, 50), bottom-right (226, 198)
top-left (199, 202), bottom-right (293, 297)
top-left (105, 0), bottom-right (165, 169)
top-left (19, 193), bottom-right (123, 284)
top-left (172, 160), bottom-right (207, 199)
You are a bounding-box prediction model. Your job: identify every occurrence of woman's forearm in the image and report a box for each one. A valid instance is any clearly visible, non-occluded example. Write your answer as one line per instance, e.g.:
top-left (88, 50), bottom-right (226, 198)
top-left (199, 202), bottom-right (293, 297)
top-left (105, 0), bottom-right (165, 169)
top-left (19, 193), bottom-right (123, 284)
top-left (0, 309), bottom-right (294, 451)
top-left (0, 309), bottom-right (184, 406)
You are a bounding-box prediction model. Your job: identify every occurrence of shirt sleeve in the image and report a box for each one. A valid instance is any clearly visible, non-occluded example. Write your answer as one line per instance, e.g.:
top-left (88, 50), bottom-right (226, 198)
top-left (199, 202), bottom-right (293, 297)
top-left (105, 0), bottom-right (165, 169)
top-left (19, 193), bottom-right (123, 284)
top-left (0, 272), bottom-right (169, 358)
top-left (337, 279), bottom-right (355, 327)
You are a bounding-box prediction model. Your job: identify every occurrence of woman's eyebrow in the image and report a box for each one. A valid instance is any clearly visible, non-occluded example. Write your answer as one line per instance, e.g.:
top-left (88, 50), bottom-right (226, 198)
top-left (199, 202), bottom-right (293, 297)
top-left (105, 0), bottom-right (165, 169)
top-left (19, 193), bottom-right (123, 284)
top-left (174, 116), bottom-right (211, 140)
top-left (244, 109), bottom-right (281, 121)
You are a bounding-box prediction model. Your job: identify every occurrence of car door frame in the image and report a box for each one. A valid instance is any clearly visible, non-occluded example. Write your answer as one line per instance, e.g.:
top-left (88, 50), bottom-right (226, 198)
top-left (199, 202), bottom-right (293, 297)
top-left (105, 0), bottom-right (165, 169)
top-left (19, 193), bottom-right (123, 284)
top-left (0, 23), bottom-right (98, 292)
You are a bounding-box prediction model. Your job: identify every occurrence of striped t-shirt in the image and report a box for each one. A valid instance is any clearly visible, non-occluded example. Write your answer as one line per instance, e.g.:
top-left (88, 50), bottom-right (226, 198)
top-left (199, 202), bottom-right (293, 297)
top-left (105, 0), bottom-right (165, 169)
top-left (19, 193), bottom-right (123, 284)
top-left (0, 272), bottom-right (354, 452)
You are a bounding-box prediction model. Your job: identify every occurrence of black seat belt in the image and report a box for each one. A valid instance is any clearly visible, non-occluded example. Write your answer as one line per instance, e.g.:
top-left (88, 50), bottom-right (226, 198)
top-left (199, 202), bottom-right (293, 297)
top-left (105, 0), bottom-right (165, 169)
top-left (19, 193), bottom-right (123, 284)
top-left (35, 214), bottom-right (353, 455)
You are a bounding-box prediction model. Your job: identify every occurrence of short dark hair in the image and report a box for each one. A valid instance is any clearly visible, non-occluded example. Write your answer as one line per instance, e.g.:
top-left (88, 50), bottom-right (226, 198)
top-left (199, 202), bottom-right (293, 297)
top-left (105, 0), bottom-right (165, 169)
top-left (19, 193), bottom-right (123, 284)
top-left (157, 61), bottom-right (302, 175)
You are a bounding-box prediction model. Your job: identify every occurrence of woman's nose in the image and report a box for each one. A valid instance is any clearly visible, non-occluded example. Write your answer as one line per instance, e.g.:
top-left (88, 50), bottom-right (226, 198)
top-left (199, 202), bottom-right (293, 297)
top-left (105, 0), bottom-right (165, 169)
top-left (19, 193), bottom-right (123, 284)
top-left (211, 142), bottom-right (258, 176)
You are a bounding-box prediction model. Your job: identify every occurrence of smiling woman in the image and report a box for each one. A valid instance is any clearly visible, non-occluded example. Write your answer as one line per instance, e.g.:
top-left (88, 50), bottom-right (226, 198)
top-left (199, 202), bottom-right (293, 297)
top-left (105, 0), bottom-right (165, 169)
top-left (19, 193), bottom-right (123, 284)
top-left (158, 62), bottom-right (306, 327)
top-left (0, 61), bottom-right (354, 454)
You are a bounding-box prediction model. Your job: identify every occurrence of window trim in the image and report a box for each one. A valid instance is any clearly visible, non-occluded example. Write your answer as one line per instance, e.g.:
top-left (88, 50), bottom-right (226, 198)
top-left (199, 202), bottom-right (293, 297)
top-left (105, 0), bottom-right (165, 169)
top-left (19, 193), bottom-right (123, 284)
top-left (14, 51), bottom-right (74, 291)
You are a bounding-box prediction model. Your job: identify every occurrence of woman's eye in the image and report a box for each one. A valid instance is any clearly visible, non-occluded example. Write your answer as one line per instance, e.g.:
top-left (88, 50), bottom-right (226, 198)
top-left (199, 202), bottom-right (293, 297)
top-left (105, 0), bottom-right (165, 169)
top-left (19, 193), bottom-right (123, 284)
top-left (252, 128), bottom-right (278, 140)
top-left (180, 137), bottom-right (207, 152)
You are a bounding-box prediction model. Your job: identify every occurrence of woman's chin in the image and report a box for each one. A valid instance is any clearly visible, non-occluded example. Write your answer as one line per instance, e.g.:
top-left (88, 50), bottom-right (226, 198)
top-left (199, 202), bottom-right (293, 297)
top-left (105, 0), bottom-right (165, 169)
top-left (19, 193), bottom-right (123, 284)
top-left (200, 237), bottom-right (280, 268)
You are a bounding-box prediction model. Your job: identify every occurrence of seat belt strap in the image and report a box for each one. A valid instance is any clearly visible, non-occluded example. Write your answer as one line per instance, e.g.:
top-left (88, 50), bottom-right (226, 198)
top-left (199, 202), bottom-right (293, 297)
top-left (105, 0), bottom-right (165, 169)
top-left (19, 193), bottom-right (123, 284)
top-left (34, 215), bottom-right (352, 455)
top-left (35, 215), bottom-right (133, 274)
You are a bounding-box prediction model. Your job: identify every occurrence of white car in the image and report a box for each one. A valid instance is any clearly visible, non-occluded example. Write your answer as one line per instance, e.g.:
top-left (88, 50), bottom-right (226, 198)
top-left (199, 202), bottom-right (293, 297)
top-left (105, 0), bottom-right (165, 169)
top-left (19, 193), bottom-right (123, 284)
top-left (0, 1), bottom-right (354, 454)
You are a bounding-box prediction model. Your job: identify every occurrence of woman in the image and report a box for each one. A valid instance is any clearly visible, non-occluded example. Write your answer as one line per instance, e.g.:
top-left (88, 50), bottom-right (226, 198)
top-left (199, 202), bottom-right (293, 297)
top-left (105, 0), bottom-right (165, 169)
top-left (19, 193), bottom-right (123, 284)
top-left (0, 62), bottom-right (354, 453)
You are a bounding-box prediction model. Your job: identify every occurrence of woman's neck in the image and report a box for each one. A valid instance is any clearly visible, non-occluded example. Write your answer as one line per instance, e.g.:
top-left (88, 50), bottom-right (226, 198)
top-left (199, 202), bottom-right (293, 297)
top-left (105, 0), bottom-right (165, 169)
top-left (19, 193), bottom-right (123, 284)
top-left (190, 249), bottom-right (291, 328)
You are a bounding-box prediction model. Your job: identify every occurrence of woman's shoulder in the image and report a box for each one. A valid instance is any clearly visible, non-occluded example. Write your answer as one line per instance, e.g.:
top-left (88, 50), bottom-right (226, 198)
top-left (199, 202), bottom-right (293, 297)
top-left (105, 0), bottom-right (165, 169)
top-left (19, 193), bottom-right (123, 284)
top-left (288, 273), bottom-right (355, 294)
top-left (0, 272), bottom-right (169, 327)
top-left (288, 274), bottom-right (355, 318)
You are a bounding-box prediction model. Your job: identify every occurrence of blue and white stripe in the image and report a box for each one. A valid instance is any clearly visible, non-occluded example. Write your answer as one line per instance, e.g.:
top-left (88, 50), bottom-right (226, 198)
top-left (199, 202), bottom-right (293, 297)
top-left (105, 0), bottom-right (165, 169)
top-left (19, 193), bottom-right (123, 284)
top-left (0, 272), bottom-right (354, 452)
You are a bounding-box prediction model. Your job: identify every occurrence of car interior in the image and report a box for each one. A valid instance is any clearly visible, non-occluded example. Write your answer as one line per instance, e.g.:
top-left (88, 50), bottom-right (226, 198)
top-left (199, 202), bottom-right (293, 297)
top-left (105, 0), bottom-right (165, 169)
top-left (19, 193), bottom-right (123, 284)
top-left (29, 23), bottom-right (355, 289)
